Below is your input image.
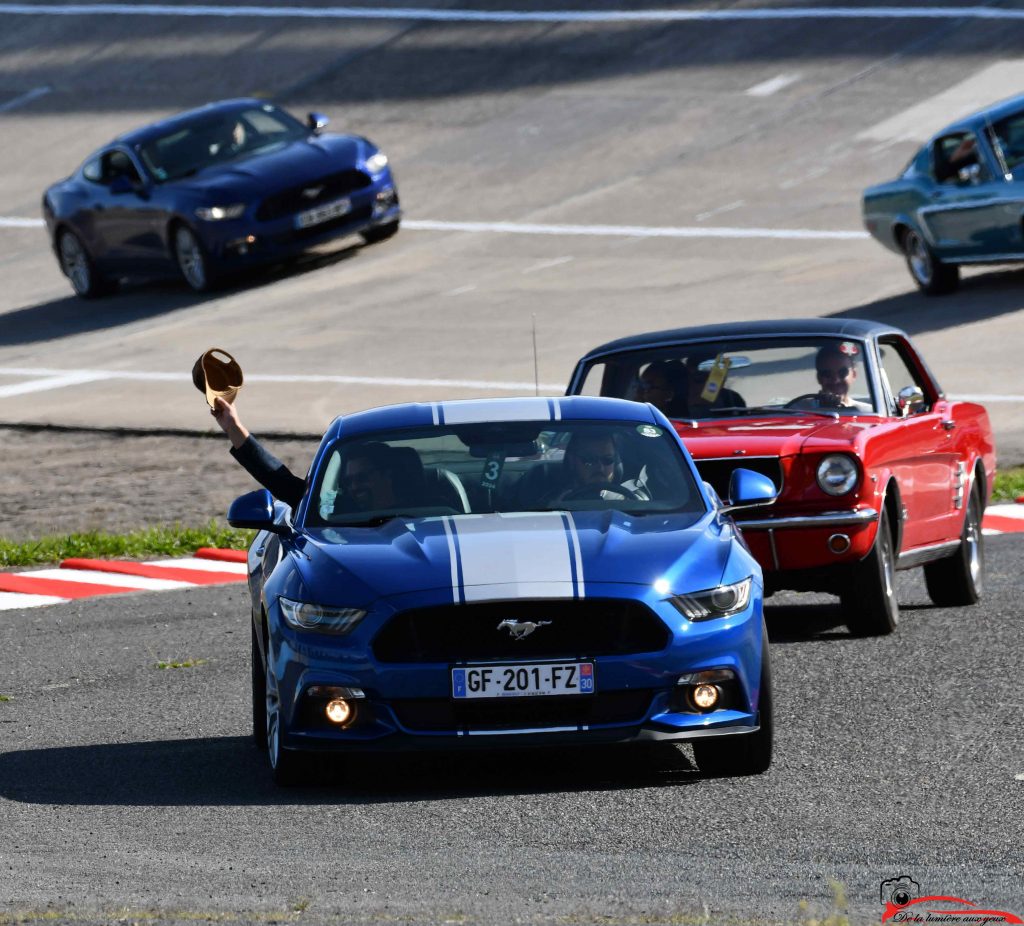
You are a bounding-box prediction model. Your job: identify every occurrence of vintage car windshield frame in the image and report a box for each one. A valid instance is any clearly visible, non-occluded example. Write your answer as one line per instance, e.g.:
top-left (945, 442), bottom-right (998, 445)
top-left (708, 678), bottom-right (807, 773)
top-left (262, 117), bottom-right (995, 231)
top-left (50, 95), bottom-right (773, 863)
top-left (573, 335), bottom-right (882, 418)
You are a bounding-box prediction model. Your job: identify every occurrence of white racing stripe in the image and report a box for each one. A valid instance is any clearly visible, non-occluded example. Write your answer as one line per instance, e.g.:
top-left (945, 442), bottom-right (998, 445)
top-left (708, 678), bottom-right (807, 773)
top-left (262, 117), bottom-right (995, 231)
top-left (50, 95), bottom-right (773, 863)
top-left (1, 4), bottom-right (1023, 23)
top-left (29, 569), bottom-right (193, 591)
top-left (440, 397), bottom-right (559, 425)
top-left (448, 511), bottom-right (584, 602)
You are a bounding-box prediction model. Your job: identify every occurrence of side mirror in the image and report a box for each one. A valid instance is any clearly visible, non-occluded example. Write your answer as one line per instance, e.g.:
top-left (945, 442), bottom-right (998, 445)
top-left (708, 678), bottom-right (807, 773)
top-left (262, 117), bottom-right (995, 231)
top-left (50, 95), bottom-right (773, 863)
top-left (228, 489), bottom-right (291, 534)
top-left (896, 385), bottom-right (926, 416)
top-left (723, 468), bottom-right (777, 512)
top-left (307, 112), bottom-right (330, 134)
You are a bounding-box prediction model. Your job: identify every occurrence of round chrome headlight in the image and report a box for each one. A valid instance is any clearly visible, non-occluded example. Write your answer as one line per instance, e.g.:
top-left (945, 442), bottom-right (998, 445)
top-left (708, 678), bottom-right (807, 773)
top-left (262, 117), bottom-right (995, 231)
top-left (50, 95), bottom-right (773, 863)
top-left (816, 454), bottom-right (858, 496)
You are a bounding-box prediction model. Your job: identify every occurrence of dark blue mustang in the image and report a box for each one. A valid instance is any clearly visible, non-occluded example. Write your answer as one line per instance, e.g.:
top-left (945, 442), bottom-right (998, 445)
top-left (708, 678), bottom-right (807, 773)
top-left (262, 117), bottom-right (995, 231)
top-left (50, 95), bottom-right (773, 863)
top-left (42, 99), bottom-right (401, 297)
top-left (227, 396), bottom-right (778, 785)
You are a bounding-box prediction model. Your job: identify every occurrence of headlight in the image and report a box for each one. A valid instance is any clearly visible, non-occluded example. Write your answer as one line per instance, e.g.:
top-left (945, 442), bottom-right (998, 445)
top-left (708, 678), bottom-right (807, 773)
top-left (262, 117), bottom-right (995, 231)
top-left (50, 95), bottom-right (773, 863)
top-left (670, 578), bottom-right (752, 621)
top-left (816, 454), bottom-right (859, 496)
top-left (195, 204), bottom-right (245, 221)
top-left (278, 597), bottom-right (366, 634)
top-left (365, 152), bottom-right (389, 174)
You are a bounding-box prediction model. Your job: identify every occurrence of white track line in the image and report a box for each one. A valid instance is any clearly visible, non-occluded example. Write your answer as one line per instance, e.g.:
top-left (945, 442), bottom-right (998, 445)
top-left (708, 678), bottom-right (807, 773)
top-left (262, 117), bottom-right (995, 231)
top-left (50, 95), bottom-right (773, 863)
top-left (0, 215), bottom-right (870, 240)
top-left (0, 86), bottom-right (51, 113)
top-left (402, 220), bottom-right (869, 241)
top-left (2, 5), bottom-right (1024, 23)
top-left (0, 366), bottom-right (565, 394)
top-left (746, 74), bottom-right (801, 97)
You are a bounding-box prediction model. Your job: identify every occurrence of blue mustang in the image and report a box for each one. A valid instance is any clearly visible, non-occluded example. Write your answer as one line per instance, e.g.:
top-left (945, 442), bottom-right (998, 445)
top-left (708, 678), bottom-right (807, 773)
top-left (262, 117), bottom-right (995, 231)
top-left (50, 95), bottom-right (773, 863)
top-left (42, 99), bottom-right (400, 297)
top-left (228, 396), bottom-right (777, 784)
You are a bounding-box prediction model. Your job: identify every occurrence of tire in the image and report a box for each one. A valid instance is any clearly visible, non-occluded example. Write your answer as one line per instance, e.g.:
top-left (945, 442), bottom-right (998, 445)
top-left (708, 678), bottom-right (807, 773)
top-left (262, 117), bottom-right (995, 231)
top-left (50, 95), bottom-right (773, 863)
top-left (251, 622), bottom-right (267, 750)
top-left (361, 220), bottom-right (399, 245)
top-left (692, 629), bottom-right (773, 777)
top-left (172, 224), bottom-right (215, 292)
top-left (903, 227), bottom-right (959, 296)
top-left (924, 483), bottom-right (984, 607)
top-left (842, 506), bottom-right (898, 636)
top-left (58, 229), bottom-right (110, 299)
top-left (264, 645), bottom-right (307, 786)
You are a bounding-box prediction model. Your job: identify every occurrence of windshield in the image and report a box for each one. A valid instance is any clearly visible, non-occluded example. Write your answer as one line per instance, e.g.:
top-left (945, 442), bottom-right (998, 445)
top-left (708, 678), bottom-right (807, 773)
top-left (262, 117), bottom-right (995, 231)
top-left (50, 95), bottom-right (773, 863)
top-left (307, 420), bottom-right (705, 527)
top-left (576, 336), bottom-right (879, 419)
top-left (137, 103), bottom-right (308, 183)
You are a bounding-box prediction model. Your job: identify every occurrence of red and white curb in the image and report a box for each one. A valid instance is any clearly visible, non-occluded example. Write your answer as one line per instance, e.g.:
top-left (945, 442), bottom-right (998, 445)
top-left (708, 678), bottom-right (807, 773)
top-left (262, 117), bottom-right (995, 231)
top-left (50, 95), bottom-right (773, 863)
top-left (1, 504), bottom-right (1021, 612)
top-left (982, 503), bottom-right (1024, 536)
top-left (0, 547), bottom-right (247, 611)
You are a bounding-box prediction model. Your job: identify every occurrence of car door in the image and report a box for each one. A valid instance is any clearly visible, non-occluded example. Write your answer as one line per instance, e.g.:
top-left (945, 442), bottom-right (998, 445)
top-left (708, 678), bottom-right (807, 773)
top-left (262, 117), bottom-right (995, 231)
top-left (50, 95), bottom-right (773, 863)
top-left (874, 337), bottom-right (959, 549)
top-left (918, 130), bottom-right (1021, 258)
top-left (97, 148), bottom-right (168, 270)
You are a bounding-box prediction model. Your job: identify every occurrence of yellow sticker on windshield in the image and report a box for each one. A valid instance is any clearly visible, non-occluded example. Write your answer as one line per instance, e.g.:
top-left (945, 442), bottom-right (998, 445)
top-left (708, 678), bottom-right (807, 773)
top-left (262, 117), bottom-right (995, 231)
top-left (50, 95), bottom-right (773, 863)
top-left (700, 354), bottom-right (732, 403)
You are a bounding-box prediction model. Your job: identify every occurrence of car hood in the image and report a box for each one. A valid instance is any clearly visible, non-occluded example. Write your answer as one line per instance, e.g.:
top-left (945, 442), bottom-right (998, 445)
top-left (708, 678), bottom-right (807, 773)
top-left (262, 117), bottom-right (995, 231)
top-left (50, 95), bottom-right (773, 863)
top-left (293, 509), bottom-right (728, 606)
top-left (678, 416), bottom-right (879, 459)
top-left (175, 134), bottom-right (364, 200)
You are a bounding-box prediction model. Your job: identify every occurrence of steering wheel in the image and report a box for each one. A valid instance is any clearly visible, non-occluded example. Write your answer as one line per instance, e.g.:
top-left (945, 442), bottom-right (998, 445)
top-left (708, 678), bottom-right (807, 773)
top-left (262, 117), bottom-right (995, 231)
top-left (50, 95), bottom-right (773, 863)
top-left (784, 392), bottom-right (842, 409)
top-left (560, 482), bottom-right (645, 502)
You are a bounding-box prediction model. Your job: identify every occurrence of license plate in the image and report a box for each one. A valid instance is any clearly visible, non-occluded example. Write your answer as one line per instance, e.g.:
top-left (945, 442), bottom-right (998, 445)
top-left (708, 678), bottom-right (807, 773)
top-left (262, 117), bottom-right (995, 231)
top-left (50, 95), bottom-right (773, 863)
top-left (452, 662), bottom-right (594, 699)
top-left (294, 196), bottom-right (351, 229)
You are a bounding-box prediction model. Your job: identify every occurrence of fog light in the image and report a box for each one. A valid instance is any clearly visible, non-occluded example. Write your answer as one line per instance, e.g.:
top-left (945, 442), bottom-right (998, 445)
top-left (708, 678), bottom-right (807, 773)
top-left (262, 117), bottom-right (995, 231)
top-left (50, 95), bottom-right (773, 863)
top-left (828, 533), bottom-right (851, 554)
top-left (692, 684), bottom-right (720, 710)
top-left (325, 698), bottom-right (354, 726)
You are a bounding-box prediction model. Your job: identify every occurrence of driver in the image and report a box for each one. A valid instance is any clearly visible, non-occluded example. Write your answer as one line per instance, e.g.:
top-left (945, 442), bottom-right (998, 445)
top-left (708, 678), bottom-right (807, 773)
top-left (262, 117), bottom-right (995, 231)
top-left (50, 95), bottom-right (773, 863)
top-left (542, 431), bottom-right (649, 503)
top-left (806, 343), bottom-right (872, 411)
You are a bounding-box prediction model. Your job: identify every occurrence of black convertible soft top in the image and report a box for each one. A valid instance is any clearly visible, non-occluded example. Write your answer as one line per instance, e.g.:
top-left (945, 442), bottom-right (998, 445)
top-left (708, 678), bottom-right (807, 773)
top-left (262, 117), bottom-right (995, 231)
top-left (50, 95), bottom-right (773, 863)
top-left (576, 317), bottom-right (907, 362)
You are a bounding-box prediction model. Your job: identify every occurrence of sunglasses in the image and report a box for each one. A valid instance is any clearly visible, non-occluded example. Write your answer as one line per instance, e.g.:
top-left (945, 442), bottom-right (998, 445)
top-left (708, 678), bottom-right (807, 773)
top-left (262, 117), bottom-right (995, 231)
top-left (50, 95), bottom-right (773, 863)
top-left (817, 366), bottom-right (851, 379)
top-left (578, 454), bottom-right (617, 469)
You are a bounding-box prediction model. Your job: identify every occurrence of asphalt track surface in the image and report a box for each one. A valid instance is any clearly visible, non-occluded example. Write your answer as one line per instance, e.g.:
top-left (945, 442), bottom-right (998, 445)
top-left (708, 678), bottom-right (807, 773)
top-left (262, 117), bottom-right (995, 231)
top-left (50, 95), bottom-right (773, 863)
top-left (1, 2), bottom-right (1024, 923)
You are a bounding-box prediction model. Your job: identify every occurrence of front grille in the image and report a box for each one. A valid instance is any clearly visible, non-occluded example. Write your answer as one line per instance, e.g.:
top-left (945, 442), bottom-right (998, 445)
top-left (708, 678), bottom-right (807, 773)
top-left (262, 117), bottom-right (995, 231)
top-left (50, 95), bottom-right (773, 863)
top-left (693, 456), bottom-right (783, 501)
top-left (372, 599), bottom-right (670, 664)
top-left (391, 690), bottom-right (654, 732)
top-left (256, 169), bottom-right (372, 221)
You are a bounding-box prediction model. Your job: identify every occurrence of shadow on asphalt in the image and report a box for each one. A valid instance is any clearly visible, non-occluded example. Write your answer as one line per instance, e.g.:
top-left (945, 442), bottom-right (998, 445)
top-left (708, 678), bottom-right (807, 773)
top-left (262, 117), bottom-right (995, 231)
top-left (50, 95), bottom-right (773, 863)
top-left (1, 240), bottom-right (366, 348)
top-left (0, 736), bottom-right (703, 806)
top-left (764, 600), bottom-right (851, 642)
top-left (830, 265), bottom-right (1024, 337)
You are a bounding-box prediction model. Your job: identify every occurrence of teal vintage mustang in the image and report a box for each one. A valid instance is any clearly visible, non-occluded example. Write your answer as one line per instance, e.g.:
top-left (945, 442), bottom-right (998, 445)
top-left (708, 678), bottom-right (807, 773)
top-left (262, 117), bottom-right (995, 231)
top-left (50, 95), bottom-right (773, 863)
top-left (862, 92), bottom-right (1024, 295)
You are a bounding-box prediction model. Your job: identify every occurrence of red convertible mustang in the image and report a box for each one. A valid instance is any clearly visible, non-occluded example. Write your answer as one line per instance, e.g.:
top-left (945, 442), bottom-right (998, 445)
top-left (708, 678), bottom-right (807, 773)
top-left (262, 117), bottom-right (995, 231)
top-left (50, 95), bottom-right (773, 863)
top-left (567, 319), bottom-right (996, 635)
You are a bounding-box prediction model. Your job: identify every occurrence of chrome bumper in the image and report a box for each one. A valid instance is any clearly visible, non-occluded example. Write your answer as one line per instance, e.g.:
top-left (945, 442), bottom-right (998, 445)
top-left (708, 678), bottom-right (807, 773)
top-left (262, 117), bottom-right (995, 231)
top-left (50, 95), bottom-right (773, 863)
top-left (735, 509), bottom-right (879, 530)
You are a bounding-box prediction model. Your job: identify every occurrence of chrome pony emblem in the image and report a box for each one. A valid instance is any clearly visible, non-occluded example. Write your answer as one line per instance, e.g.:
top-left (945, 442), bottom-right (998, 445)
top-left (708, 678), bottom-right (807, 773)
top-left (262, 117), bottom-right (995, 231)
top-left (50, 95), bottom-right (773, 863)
top-left (301, 185), bottom-right (325, 200)
top-left (497, 619), bottom-right (552, 641)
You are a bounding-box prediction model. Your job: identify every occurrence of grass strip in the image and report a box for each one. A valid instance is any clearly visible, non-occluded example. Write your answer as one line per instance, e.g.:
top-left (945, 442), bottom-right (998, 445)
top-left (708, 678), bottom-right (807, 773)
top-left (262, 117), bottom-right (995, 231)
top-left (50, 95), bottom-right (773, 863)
top-left (0, 521), bottom-right (254, 569)
top-left (993, 465), bottom-right (1024, 502)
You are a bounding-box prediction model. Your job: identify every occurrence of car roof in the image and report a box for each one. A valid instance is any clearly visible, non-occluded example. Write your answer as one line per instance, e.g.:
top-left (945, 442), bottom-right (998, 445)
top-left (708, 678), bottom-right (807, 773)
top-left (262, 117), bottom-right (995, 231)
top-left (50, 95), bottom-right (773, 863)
top-left (576, 317), bottom-right (908, 361)
top-left (114, 98), bottom-right (270, 146)
top-left (931, 91), bottom-right (1024, 137)
top-left (321, 395), bottom-right (659, 441)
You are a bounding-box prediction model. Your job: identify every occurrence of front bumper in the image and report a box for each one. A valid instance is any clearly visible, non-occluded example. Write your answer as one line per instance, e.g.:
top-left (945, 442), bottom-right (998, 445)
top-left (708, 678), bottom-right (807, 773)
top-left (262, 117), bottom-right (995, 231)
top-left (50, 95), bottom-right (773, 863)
top-left (734, 507), bottom-right (879, 579)
top-left (267, 592), bottom-right (766, 754)
top-left (197, 177), bottom-right (400, 265)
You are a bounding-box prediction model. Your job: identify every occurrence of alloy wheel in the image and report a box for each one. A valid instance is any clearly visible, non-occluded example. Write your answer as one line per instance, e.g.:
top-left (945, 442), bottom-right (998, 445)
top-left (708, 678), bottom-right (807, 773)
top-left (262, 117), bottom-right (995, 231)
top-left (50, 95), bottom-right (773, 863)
top-left (59, 233), bottom-right (91, 295)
